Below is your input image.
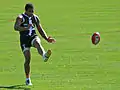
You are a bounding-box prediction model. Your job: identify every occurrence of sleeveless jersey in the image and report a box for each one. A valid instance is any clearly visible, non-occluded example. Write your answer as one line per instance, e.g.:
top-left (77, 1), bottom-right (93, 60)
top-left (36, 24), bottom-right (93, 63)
top-left (19, 13), bottom-right (39, 36)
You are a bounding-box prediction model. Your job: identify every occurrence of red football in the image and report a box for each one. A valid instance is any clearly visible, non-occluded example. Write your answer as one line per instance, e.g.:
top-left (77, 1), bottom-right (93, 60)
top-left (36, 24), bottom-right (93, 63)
top-left (91, 32), bottom-right (100, 45)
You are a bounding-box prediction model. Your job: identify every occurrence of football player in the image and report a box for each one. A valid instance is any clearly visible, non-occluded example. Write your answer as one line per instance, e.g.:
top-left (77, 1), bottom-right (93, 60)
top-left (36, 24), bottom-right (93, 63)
top-left (14, 3), bottom-right (56, 85)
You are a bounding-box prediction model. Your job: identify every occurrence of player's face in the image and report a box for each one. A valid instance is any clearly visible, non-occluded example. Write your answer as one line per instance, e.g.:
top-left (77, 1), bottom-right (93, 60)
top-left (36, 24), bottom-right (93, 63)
top-left (26, 8), bottom-right (34, 17)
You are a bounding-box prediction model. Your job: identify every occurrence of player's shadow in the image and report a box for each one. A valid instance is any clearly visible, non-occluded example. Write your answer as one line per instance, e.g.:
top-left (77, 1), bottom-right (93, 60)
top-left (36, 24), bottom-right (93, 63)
top-left (0, 84), bottom-right (31, 90)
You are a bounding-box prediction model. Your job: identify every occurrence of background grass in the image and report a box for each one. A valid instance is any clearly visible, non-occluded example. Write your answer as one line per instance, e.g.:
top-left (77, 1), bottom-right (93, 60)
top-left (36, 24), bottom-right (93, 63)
top-left (0, 0), bottom-right (120, 90)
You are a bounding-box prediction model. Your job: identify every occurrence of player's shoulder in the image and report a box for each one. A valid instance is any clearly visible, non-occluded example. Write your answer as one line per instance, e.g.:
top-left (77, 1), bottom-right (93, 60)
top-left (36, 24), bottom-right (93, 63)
top-left (16, 14), bottom-right (24, 19)
top-left (33, 14), bottom-right (40, 19)
top-left (15, 13), bottom-right (25, 23)
top-left (18, 13), bottom-right (24, 18)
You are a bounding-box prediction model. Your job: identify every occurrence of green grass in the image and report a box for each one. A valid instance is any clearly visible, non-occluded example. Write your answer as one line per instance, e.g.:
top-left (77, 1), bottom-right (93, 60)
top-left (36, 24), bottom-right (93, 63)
top-left (0, 0), bottom-right (120, 90)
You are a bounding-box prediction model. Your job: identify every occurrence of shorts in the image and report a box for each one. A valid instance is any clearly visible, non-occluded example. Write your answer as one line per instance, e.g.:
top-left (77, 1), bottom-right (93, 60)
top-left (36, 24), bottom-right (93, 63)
top-left (20, 34), bottom-right (40, 52)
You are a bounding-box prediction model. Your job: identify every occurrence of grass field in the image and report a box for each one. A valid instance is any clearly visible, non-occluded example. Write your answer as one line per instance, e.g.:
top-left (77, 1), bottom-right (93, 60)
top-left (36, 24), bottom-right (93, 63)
top-left (0, 0), bottom-right (120, 90)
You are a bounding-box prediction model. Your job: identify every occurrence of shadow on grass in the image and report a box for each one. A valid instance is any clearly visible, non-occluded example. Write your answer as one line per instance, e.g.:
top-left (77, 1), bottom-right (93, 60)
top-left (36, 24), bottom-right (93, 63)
top-left (0, 84), bottom-right (31, 90)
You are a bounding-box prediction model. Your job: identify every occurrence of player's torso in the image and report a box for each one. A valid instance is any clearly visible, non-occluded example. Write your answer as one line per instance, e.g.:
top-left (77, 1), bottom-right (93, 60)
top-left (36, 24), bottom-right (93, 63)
top-left (19, 14), bottom-right (37, 36)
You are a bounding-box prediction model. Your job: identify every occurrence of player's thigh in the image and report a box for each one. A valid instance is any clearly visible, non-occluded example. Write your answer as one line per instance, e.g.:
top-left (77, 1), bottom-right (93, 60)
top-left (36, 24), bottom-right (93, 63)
top-left (20, 43), bottom-right (31, 60)
top-left (20, 35), bottom-right (31, 62)
top-left (31, 36), bottom-right (41, 48)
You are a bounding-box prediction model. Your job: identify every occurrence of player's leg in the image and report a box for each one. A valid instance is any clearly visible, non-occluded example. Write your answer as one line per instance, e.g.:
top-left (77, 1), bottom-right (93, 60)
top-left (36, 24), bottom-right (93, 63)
top-left (31, 36), bottom-right (51, 62)
top-left (23, 48), bottom-right (32, 85)
top-left (20, 35), bottom-right (32, 85)
top-left (21, 43), bottom-right (32, 85)
top-left (24, 50), bottom-right (30, 78)
top-left (32, 37), bottom-right (45, 56)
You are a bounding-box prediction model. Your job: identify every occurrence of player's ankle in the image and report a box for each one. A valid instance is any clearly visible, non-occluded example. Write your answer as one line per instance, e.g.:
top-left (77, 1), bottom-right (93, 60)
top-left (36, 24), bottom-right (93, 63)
top-left (42, 51), bottom-right (46, 57)
top-left (26, 78), bottom-right (31, 80)
top-left (26, 74), bottom-right (30, 79)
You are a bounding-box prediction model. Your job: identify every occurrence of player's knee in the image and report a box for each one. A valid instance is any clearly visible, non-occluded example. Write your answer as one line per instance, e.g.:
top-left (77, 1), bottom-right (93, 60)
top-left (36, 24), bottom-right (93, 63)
top-left (24, 55), bottom-right (31, 65)
top-left (24, 50), bottom-right (31, 59)
top-left (25, 56), bottom-right (30, 63)
top-left (31, 37), bottom-right (41, 47)
top-left (34, 40), bottom-right (40, 48)
top-left (24, 59), bottom-right (30, 65)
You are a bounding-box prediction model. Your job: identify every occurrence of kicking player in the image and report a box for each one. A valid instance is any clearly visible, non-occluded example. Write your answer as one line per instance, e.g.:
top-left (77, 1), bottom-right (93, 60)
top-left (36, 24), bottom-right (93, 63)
top-left (14, 3), bottom-right (56, 85)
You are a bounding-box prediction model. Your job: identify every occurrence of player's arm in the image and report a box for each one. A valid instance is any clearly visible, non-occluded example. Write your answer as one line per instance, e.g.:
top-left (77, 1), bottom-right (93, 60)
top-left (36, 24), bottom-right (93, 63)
top-left (37, 23), bottom-right (48, 41)
top-left (36, 17), bottom-right (56, 43)
top-left (14, 16), bottom-right (30, 31)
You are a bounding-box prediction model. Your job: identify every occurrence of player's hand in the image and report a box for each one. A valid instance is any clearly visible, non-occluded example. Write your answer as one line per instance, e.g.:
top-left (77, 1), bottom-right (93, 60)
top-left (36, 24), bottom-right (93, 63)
top-left (47, 36), bottom-right (56, 43)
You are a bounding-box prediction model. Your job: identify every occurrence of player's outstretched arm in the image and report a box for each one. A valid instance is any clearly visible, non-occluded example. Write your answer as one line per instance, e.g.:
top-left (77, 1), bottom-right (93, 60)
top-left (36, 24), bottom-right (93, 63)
top-left (14, 16), bottom-right (30, 31)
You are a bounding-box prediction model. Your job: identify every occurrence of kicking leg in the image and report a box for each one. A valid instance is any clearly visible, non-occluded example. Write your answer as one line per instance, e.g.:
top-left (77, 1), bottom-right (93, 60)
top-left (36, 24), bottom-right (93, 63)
top-left (31, 36), bottom-right (51, 62)
top-left (32, 38), bottom-right (45, 56)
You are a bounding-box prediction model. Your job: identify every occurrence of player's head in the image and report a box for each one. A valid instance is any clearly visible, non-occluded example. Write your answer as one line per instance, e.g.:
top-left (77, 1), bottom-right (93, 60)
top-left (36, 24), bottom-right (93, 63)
top-left (25, 3), bottom-right (34, 16)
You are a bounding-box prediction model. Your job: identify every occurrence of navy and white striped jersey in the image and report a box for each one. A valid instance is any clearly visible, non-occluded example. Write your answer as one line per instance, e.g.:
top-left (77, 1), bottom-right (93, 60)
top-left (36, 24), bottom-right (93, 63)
top-left (18, 13), bottom-right (40, 36)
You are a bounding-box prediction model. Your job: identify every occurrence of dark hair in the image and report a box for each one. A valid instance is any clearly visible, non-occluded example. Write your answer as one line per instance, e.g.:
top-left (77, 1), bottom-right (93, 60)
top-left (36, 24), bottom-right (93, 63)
top-left (25, 3), bottom-right (34, 11)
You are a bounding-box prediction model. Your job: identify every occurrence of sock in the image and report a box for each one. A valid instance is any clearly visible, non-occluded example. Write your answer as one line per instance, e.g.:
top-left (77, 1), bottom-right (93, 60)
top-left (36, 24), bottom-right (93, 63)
top-left (43, 52), bottom-right (46, 57)
top-left (41, 48), bottom-right (46, 57)
top-left (26, 74), bottom-right (30, 79)
top-left (26, 78), bottom-right (30, 80)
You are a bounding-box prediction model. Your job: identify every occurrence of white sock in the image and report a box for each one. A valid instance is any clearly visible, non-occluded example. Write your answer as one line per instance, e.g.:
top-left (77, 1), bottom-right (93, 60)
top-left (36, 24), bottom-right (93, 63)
top-left (42, 50), bottom-right (46, 57)
top-left (26, 78), bottom-right (30, 80)
top-left (39, 44), bottom-right (46, 57)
